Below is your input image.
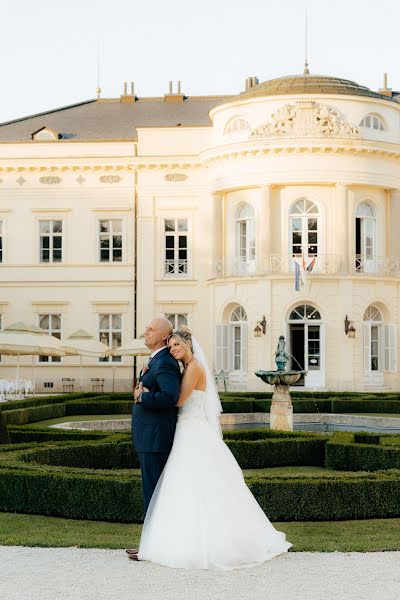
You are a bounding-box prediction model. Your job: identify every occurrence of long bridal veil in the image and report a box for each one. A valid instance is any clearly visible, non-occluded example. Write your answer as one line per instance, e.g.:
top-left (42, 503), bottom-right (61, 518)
top-left (192, 336), bottom-right (223, 437)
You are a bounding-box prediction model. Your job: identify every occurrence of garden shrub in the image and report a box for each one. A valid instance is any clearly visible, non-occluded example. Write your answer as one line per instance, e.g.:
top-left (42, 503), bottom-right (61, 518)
top-left (354, 432), bottom-right (381, 445)
top-left (0, 409), bottom-right (10, 444)
top-left (326, 439), bottom-right (400, 471)
top-left (3, 403), bottom-right (66, 426)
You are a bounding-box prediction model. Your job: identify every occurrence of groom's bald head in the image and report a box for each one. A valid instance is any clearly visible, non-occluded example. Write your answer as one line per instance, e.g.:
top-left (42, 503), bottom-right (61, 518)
top-left (144, 317), bottom-right (173, 351)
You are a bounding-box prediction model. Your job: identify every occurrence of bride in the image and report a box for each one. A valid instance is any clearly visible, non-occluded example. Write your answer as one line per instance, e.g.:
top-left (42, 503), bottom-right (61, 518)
top-left (137, 327), bottom-right (292, 570)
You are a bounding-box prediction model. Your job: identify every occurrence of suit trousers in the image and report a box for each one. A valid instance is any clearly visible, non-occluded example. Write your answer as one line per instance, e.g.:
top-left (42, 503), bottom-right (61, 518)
top-left (138, 451), bottom-right (170, 514)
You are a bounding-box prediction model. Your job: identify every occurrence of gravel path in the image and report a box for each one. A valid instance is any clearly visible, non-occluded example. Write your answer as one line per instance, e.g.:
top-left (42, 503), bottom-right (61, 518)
top-left (1, 547), bottom-right (399, 600)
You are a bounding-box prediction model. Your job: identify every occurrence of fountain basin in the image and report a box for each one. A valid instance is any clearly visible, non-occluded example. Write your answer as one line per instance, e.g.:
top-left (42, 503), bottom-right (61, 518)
top-left (255, 370), bottom-right (307, 386)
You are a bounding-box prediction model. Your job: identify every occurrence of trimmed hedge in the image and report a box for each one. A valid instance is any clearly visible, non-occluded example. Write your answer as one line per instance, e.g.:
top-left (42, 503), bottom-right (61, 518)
top-left (4, 403), bottom-right (66, 426)
top-left (326, 439), bottom-right (400, 471)
top-left (22, 441), bottom-right (139, 470)
top-left (65, 400), bottom-right (133, 416)
top-left (0, 409), bottom-right (10, 444)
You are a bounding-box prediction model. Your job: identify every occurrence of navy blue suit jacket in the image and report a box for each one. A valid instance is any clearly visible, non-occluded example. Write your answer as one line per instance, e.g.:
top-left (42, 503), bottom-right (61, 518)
top-left (132, 347), bottom-right (180, 453)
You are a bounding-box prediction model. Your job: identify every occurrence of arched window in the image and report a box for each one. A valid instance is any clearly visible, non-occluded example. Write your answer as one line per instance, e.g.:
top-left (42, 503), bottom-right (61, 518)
top-left (216, 305), bottom-right (248, 373)
top-left (363, 305), bottom-right (383, 372)
top-left (355, 201), bottom-right (376, 272)
top-left (229, 306), bottom-right (248, 371)
top-left (363, 305), bottom-right (397, 376)
top-left (359, 114), bottom-right (385, 131)
top-left (289, 198), bottom-right (319, 259)
top-left (235, 203), bottom-right (255, 274)
top-left (224, 117), bottom-right (250, 136)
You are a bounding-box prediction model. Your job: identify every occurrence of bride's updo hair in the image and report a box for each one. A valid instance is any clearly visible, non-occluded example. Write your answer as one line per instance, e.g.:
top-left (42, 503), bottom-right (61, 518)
top-left (168, 325), bottom-right (193, 352)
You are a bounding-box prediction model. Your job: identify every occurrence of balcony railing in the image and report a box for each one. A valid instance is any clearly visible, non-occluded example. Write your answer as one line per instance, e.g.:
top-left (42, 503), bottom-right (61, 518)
top-left (270, 254), bottom-right (342, 275)
top-left (354, 255), bottom-right (400, 276)
top-left (164, 259), bottom-right (188, 277)
top-left (213, 254), bottom-right (341, 277)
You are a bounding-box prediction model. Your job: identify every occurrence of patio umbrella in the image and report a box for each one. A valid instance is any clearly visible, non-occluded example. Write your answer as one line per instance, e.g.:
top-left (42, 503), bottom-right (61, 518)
top-left (61, 329), bottom-right (112, 390)
top-left (0, 321), bottom-right (67, 394)
top-left (112, 338), bottom-right (151, 357)
top-left (113, 338), bottom-right (151, 386)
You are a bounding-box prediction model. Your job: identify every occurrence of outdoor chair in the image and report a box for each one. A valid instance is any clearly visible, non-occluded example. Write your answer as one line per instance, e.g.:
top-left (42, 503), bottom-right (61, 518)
top-left (91, 377), bottom-right (104, 392)
top-left (62, 378), bottom-right (75, 393)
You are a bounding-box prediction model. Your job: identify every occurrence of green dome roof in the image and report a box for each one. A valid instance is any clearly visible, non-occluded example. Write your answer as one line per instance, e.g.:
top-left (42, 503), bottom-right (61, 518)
top-left (239, 73), bottom-right (397, 102)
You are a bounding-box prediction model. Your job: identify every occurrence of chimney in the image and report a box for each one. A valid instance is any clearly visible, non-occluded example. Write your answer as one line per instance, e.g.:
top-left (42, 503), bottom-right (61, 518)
top-left (164, 80), bottom-right (185, 103)
top-left (378, 72), bottom-right (393, 97)
top-left (244, 76), bottom-right (259, 91)
top-left (120, 81), bottom-right (137, 103)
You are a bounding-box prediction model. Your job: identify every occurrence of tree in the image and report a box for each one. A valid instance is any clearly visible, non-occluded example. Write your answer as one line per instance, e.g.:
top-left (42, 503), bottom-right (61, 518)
top-left (0, 408), bottom-right (10, 444)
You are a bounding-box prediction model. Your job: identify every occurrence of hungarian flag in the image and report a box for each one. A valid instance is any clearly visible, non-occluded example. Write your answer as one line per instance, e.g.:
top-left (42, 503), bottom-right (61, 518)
top-left (295, 261), bottom-right (303, 291)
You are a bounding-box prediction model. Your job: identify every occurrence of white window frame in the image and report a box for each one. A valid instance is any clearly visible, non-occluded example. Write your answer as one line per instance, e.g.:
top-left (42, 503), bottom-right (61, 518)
top-left (235, 203), bottom-right (256, 275)
top-left (38, 313), bottom-right (62, 363)
top-left (39, 219), bottom-right (63, 264)
top-left (289, 198), bottom-right (319, 262)
top-left (359, 114), bottom-right (385, 131)
top-left (229, 306), bottom-right (248, 372)
top-left (98, 218), bottom-right (124, 263)
top-left (355, 202), bottom-right (376, 273)
top-left (164, 313), bottom-right (188, 330)
top-left (224, 116), bottom-right (251, 137)
top-left (363, 306), bottom-right (397, 373)
top-left (162, 217), bottom-right (191, 279)
top-left (98, 313), bottom-right (122, 363)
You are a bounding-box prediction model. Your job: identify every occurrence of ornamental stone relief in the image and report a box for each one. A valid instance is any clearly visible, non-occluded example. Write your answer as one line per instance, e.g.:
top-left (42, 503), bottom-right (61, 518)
top-left (164, 173), bottom-right (188, 182)
top-left (250, 101), bottom-right (360, 139)
top-left (39, 176), bottom-right (62, 184)
top-left (99, 175), bottom-right (122, 184)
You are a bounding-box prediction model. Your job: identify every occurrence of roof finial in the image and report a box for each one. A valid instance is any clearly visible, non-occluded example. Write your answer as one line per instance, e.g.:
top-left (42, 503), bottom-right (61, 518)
top-left (303, 9), bottom-right (310, 75)
top-left (96, 39), bottom-right (102, 99)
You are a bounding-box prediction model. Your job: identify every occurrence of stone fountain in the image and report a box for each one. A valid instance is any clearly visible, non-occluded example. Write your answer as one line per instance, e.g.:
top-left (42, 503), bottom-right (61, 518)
top-left (255, 336), bottom-right (307, 431)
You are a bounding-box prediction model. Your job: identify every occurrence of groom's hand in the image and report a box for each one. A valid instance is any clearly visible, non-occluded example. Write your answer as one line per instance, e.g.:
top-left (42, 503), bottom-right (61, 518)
top-left (134, 383), bottom-right (143, 403)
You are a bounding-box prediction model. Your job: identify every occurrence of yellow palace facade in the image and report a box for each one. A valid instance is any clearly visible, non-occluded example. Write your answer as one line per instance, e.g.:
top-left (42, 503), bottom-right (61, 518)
top-left (0, 71), bottom-right (399, 392)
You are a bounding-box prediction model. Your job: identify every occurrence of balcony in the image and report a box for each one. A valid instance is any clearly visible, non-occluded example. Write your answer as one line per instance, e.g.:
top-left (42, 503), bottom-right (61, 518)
top-left (270, 254), bottom-right (342, 275)
top-left (354, 255), bottom-right (400, 276)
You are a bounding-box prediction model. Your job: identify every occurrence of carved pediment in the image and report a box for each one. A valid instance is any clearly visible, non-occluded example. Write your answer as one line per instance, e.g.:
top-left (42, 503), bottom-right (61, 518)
top-left (250, 101), bottom-right (360, 139)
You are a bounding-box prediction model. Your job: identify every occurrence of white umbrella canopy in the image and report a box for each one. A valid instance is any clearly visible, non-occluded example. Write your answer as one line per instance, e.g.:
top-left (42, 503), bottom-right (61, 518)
top-left (0, 321), bottom-right (67, 395)
top-left (61, 329), bottom-right (112, 390)
top-left (113, 338), bottom-right (151, 357)
top-left (0, 322), bottom-right (66, 356)
top-left (62, 329), bottom-right (112, 358)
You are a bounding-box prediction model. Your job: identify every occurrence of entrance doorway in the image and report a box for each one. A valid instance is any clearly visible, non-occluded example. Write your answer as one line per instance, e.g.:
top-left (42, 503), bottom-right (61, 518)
top-left (288, 304), bottom-right (324, 388)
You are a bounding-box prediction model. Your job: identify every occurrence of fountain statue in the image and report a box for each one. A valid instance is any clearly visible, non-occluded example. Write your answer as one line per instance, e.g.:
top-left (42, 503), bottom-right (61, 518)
top-left (255, 336), bottom-right (307, 431)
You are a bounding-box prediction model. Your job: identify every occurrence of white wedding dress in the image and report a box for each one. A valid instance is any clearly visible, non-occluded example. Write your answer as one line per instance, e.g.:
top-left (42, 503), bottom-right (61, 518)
top-left (138, 389), bottom-right (292, 570)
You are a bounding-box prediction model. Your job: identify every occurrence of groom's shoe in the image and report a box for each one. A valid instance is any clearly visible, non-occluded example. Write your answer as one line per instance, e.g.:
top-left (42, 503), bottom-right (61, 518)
top-left (126, 548), bottom-right (139, 555)
top-left (128, 553), bottom-right (140, 561)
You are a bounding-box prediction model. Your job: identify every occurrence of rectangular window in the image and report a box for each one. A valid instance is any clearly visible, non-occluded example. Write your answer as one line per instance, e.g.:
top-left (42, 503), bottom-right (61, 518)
top-left (39, 314), bottom-right (62, 363)
top-left (164, 218), bottom-right (188, 276)
top-left (39, 220), bottom-right (63, 263)
top-left (99, 313), bottom-right (122, 362)
top-left (99, 219), bottom-right (123, 262)
top-left (164, 313), bottom-right (188, 330)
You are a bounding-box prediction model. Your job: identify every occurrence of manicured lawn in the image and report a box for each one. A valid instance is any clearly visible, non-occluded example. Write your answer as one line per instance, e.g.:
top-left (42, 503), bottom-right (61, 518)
top-left (242, 466), bottom-right (372, 478)
top-left (0, 512), bottom-right (399, 552)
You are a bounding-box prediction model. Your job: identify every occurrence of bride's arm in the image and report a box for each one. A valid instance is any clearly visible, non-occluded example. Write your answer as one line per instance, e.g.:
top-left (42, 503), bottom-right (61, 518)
top-left (176, 362), bottom-right (202, 407)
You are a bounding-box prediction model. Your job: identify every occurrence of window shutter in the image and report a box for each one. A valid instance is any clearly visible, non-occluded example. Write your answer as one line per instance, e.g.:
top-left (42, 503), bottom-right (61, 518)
top-left (240, 322), bottom-right (248, 371)
top-left (384, 324), bottom-right (397, 372)
top-left (216, 324), bottom-right (229, 371)
top-left (363, 323), bottom-right (371, 372)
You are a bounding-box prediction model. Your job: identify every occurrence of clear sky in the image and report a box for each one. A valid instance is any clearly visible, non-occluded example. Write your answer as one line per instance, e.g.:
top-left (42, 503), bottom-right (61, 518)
top-left (1, 0), bottom-right (399, 123)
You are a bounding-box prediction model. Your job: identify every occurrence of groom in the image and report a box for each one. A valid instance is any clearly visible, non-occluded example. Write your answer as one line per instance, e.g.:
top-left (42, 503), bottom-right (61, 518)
top-left (127, 317), bottom-right (180, 559)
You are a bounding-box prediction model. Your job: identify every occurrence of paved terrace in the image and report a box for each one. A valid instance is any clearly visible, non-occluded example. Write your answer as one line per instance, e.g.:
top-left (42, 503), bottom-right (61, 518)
top-left (1, 547), bottom-right (399, 600)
